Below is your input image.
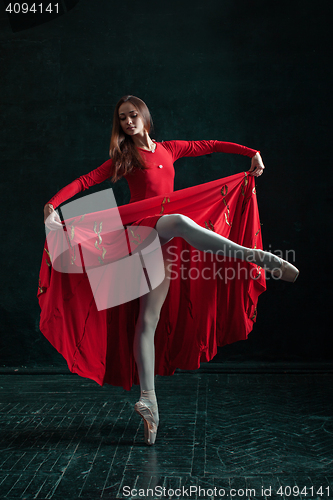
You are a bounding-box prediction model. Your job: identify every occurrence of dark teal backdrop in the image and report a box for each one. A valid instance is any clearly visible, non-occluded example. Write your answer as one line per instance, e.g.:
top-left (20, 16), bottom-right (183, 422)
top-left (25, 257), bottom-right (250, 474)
top-left (0, 0), bottom-right (332, 369)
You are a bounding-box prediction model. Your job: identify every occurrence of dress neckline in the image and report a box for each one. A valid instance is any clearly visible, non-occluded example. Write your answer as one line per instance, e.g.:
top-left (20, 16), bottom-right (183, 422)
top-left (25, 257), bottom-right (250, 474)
top-left (137, 140), bottom-right (157, 153)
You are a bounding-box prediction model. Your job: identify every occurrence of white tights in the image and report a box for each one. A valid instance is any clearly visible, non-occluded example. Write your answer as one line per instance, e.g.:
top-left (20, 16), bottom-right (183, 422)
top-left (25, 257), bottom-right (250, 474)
top-left (133, 243), bottom-right (172, 393)
top-left (133, 214), bottom-right (280, 396)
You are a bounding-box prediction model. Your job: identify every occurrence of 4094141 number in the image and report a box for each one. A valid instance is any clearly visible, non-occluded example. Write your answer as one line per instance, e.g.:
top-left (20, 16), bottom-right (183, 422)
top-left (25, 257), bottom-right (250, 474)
top-left (5, 3), bottom-right (59, 14)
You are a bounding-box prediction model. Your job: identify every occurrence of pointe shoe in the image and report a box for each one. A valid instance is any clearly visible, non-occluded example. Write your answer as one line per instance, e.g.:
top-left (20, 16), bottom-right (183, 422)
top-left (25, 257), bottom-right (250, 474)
top-left (268, 258), bottom-right (300, 282)
top-left (134, 400), bottom-right (158, 445)
top-left (252, 250), bottom-right (299, 283)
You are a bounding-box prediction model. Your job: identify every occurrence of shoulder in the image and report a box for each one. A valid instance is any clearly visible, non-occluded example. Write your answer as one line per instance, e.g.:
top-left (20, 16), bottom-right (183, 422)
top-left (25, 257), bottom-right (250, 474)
top-left (156, 140), bottom-right (175, 147)
top-left (156, 140), bottom-right (181, 154)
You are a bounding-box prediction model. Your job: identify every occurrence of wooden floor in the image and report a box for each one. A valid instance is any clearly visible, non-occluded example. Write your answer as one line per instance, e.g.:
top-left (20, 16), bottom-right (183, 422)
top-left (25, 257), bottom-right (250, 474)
top-left (0, 368), bottom-right (332, 499)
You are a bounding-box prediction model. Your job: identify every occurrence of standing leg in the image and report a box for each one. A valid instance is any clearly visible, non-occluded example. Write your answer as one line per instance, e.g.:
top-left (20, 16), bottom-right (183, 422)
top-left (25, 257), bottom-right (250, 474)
top-left (133, 244), bottom-right (172, 445)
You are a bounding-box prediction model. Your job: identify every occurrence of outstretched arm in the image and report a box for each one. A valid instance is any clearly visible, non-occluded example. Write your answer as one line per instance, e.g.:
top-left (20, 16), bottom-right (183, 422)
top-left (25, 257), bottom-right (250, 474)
top-left (43, 159), bottom-right (113, 230)
top-left (163, 139), bottom-right (257, 158)
top-left (163, 139), bottom-right (265, 177)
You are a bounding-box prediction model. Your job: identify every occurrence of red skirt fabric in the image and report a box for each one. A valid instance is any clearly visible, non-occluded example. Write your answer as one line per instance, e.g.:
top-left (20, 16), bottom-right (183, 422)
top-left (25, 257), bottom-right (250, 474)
top-left (37, 171), bottom-right (266, 390)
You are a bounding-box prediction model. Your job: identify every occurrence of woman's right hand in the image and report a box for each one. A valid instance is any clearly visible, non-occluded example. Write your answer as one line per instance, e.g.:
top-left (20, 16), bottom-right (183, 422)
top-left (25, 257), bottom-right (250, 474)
top-left (249, 152), bottom-right (265, 177)
top-left (44, 203), bottom-right (63, 230)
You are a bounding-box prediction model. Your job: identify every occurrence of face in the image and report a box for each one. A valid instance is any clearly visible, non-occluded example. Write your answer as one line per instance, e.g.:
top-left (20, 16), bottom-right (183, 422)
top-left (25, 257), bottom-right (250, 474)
top-left (118, 101), bottom-right (146, 137)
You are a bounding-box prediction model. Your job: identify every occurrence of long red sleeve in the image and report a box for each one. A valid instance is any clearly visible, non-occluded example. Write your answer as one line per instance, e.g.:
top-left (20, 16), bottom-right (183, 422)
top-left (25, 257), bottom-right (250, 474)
top-left (162, 140), bottom-right (258, 162)
top-left (46, 159), bottom-right (113, 209)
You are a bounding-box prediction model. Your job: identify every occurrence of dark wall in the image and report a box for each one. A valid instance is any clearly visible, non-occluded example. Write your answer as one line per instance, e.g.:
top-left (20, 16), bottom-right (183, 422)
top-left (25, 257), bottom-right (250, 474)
top-left (0, 0), bottom-right (332, 368)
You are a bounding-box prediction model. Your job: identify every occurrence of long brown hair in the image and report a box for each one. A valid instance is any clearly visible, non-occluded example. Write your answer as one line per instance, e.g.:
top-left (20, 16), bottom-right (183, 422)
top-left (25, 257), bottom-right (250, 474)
top-left (109, 95), bottom-right (154, 182)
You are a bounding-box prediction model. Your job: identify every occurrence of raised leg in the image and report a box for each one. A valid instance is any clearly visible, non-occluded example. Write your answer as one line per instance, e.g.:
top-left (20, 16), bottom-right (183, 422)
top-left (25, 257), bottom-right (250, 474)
top-left (156, 214), bottom-right (281, 270)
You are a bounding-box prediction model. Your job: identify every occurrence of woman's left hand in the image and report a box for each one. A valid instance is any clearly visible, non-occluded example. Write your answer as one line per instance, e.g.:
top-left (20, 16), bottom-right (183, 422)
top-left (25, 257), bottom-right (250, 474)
top-left (249, 152), bottom-right (265, 177)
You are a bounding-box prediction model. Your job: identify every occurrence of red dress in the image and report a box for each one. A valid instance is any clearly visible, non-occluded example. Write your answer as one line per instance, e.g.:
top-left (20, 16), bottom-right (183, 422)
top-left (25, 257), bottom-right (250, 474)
top-left (37, 140), bottom-right (266, 390)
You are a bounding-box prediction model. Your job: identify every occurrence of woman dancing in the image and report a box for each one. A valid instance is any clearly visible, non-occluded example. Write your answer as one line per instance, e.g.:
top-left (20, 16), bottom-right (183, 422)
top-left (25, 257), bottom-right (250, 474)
top-left (42, 95), bottom-right (299, 446)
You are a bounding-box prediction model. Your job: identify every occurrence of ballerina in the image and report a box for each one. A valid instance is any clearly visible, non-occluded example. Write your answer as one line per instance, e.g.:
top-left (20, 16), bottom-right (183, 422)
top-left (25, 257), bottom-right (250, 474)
top-left (43, 95), bottom-right (299, 446)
